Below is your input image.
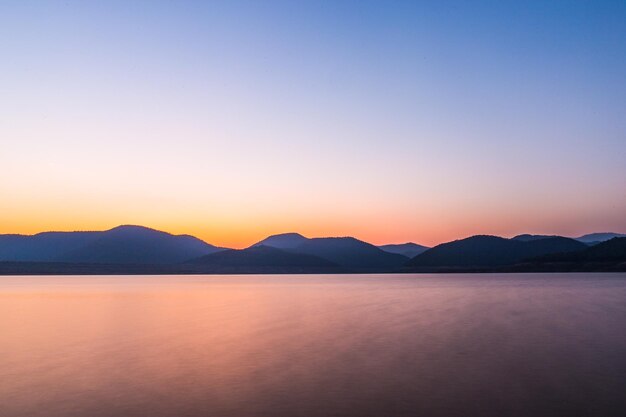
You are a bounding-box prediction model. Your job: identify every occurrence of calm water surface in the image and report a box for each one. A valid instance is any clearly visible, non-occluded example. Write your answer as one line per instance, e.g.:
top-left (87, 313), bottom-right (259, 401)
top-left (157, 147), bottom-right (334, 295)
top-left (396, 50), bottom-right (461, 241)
top-left (1, 273), bottom-right (625, 417)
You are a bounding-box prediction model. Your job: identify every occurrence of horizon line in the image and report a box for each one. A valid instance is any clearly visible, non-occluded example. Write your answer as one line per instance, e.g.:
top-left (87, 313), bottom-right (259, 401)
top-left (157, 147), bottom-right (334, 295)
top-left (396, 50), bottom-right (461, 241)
top-left (3, 223), bottom-right (624, 250)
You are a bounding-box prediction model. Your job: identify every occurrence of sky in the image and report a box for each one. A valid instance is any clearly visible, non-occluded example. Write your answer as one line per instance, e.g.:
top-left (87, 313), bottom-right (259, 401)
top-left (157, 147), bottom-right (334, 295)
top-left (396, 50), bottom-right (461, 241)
top-left (1, 0), bottom-right (625, 248)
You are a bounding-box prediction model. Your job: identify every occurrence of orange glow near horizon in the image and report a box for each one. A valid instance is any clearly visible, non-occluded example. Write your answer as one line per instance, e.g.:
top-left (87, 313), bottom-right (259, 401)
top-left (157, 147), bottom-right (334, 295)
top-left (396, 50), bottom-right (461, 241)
top-left (1, 1), bottom-right (625, 251)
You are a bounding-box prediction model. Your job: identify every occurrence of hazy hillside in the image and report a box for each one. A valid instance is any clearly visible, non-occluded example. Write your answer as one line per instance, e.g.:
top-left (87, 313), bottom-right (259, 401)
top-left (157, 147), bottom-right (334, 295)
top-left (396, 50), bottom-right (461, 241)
top-left (512, 234), bottom-right (560, 242)
top-left (56, 225), bottom-right (223, 264)
top-left (531, 237), bottom-right (626, 263)
top-left (0, 231), bottom-right (100, 261)
top-left (254, 233), bottom-right (410, 269)
top-left (0, 225), bottom-right (222, 265)
top-left (292, 237), bottom-right (408, 268)
top-left (378, 243), bottom-right (429, 258)
top-left (1, 226), bottom-right (223, 264)
top-left (575, 233), bottom-right (626, 244)
top-left (189, 245), bottom-right (337, 267)
top-left (252, 233), bottom-right (309, 249)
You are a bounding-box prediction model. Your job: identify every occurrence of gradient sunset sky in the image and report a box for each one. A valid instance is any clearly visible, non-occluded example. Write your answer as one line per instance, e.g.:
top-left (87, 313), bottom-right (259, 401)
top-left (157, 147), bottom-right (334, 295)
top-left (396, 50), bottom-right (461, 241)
top-left (1, 1), bottom-right (625, 248)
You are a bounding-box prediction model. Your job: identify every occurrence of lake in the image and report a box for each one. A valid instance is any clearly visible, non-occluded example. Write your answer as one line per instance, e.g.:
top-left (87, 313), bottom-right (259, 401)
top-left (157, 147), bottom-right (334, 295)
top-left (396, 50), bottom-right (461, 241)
top-left (1, 273), bottom-right (625, 417)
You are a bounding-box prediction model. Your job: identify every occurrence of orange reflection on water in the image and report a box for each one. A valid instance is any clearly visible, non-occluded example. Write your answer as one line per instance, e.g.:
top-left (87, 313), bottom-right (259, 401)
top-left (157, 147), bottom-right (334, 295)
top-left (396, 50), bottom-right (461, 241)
top-left (2, 274), bottom-right (626, 417)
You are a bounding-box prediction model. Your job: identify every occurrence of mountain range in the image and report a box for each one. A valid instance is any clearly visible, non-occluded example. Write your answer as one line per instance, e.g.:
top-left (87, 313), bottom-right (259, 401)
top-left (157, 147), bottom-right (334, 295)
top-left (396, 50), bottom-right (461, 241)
top-left (573, 232), bottom-right (626, 245)
top-left (186, 245), bottom-right (339, 274)
top-left (512, 233), bottom-right (626, 243)
top-left (252, 233), bottom-right (410, 270)
top-left (407, 235), bottom-right (587, 268)
top-left (0, 225), bottom-right (223, 264)
top-left (529, 237), bottom-right (626, 264)
top-left (0, 225), bottom-right (624, 274)
top-left (377, 243), bottom-right (429, 258)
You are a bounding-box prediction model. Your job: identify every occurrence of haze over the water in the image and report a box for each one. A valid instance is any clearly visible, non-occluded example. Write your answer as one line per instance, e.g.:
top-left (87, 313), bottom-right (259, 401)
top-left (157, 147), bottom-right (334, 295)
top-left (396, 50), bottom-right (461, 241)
top-left (1, 1), bottom-right (625, 248)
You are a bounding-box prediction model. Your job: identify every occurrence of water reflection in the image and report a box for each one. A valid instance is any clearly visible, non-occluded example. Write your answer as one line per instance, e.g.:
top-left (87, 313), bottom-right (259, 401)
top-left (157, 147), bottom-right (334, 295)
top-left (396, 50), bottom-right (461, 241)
top-left (1, 274), bottom-right (625, 417)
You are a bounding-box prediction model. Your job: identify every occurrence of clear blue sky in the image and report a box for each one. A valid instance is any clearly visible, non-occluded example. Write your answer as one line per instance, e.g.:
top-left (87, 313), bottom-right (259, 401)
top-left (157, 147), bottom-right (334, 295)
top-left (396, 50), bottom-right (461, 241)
top-left (1, 1), bottom-right (625, 247)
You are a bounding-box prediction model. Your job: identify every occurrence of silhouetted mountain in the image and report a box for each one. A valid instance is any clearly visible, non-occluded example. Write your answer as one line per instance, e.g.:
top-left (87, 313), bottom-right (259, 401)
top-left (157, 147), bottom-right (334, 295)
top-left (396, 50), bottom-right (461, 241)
top-left (513, 232), bottom-right (626, 247)
top-left (512, 234), bottom-right (561, 242)
top-left (2, 225), bottom-right (623, 274)
top-left (292, 237), bottom-right (408, 269)
top-left (0, 231), bottom-right (99, 261)
top-left (0, 225), bottom-right (223, 264)
top-left (575, 233), bottom-right (626, 245)
top-left (252, 233), bottom-right (309, 249)
top-left (407, 235), bottom-right (587, 268)
top-left (531, 237), bottom-right (626, 263)
top-left (189, 245), bottom-right (337, 267)
top-left (56, 225), bottom-right (223, 264)
top-left (252, 234), bottom-right (410, 269)
top-left (378, 243), bottom-right (429, 258)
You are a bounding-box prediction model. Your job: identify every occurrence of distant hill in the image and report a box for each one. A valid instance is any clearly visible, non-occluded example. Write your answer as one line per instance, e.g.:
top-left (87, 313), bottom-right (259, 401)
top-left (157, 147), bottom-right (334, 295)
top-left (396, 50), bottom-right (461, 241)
top-left (0, 225), bottom-right (223, 264)
top-left (292, 237), bottom-right (408, 269)
top-left (2, 225), bottom-right (623, 274)
top-left (252, 233), bottom-right (309, 249)
top-left (531, 237), bottom-right (626, 263)
top-left (189, 245), bottom-right (337, 268)
top-left (512, 232), bottom-right (626, 246)
top-left (0, 231), bottom-right (100, 261)
top-left (575, 233), bottom-right (626, 245)
top-left (407, 235), bottom-right (587, 268)
top-left (253, 233), bottom-right (410, 269)
top-left (378, 243), bottom-right (429, 258)
top-left (57, 225), bottom-right (223, 264)
top-left (512, 234), bottom-right (561, 242)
